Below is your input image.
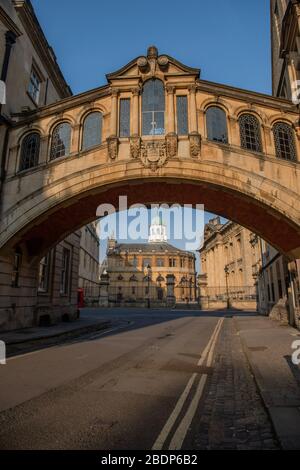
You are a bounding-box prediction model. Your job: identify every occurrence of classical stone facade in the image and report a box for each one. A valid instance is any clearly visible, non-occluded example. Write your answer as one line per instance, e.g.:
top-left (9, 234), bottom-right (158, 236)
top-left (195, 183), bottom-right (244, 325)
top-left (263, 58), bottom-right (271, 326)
top-left (102, 219), bottom-right (196, 307)
top-left (0, 3), bottom-right (300, 328)
top-left (78, 222), bottom-right (100, 306)
top-left (270, 0), bottom-right (300, 99)
top-left (199, 217), bottom-right (257, 309)
top-left (1, 45), bottom-right (299, 265)
top-left (0, 1), bottom-right (81, 330)
top-left (254, 0), bottom-right (300, 328)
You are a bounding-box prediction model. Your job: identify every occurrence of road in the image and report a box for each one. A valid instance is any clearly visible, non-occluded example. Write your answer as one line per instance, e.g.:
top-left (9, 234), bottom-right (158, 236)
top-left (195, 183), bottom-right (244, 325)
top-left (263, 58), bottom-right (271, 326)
top-left (0, 309), bottom-right (281, 449)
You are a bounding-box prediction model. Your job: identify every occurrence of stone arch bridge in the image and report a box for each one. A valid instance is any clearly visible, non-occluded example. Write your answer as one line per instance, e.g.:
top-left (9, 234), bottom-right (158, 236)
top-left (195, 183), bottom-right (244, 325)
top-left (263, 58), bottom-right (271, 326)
top-left (1, 46), bottom-right (300, 264)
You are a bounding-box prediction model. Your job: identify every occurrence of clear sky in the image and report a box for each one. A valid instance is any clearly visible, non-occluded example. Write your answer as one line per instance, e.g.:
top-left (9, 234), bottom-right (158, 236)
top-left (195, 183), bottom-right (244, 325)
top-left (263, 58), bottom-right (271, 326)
top-left (30, 0), bottom-right (272, 267)
top-left (31, 0), bottom-right (271, 96)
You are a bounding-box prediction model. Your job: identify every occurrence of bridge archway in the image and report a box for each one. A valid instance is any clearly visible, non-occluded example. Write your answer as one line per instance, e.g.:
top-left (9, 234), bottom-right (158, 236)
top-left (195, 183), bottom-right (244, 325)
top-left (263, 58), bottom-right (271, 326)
top-left (1, 159), bottom-right (300, 262)
top-left (1, 46), bottom-right (300, 262)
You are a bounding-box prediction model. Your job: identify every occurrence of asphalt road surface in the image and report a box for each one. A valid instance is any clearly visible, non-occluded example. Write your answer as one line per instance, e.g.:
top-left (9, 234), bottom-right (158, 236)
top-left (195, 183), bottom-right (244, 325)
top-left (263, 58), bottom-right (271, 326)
top-left (0, 309), bottom-right (278, 450)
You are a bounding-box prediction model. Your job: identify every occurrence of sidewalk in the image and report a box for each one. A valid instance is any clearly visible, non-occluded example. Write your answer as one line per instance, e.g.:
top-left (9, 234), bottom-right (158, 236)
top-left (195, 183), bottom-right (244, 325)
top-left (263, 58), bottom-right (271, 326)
top-left (0, 313), bottom-right (111, 350)
top-left (234, 315), bottom-right (300, 450)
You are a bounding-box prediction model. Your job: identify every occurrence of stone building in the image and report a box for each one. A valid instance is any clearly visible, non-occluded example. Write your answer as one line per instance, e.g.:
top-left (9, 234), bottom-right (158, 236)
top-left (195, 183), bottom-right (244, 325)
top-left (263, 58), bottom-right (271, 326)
top-left (78, 222), bottom-right (100, 306)
top-left (0, 0), bottom-right (80, 330)
top-left (103, 218), bottom-right (196, 307)
top-left (257, 0), bottom-right (300, 327)
top-left (0, 2), bottom-right (299, 329)
top-left (199, 217), bottom-right (257, 309)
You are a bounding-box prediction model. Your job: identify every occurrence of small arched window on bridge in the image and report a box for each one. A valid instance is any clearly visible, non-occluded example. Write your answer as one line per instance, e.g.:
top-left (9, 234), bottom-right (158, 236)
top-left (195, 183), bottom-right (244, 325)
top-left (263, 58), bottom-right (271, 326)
top-left (273, 122), bottom-right (297, 161)
top-left (19, 132), bottom-right (40, 171)
top-left (50, 122), bottom-right (71, 160)
top-left (82, 112), bottom-right (103, 150)
top-left (239, 114), bottom-right (262, 153)
top-left (142, 79), bottom-right (165, 136)
top-left (206, 107), bottom-right (228, 143)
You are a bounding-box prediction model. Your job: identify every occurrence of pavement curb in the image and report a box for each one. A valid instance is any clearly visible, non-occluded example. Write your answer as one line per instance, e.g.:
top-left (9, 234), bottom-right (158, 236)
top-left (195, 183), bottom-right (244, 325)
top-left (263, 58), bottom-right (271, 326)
top-left (233, 316), bottom-right (300, 450)
top-left (3, 320), bottom-right (111, 347)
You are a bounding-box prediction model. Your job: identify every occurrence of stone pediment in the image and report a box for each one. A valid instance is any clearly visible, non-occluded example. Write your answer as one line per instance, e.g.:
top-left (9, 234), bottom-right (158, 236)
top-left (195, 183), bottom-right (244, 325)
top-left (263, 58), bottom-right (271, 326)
top-left (106, 45), bottom-right (200, 82)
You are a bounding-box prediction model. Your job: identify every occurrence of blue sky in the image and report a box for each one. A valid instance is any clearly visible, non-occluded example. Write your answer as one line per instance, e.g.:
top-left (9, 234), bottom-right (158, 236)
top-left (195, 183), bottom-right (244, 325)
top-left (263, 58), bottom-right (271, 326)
top-left (32, 0), bottom-right (271, 96)
top-left (31, 0), bottom-right (272, 265)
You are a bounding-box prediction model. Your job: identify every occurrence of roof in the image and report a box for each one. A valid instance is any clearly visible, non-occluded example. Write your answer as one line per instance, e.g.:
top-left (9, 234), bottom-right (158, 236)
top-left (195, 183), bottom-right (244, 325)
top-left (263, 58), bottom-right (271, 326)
top-left (115, 242), bottom-right (195, 256)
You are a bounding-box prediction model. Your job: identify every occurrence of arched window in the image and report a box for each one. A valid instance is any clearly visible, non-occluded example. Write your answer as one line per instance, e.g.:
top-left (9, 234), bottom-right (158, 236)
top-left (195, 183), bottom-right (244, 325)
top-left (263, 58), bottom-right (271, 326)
top-left (206, 107), bottom-right (228, 143)
top-left (50, 122), bottom-right (71, 160)
top-left (142, 79), bottom-right (165, 135)
top-left (273, 122), bottom-right (297, 161)
top-left (82, 112), bottom-right (102, 150)
top-left (239, 114), bottom-right (262, 152)
top-left (19, 132), bottom-right (40, 171)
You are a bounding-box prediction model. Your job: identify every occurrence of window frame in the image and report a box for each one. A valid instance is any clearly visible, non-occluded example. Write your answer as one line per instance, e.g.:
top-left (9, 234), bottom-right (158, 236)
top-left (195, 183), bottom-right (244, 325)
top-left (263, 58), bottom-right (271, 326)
top-left (273, 121), bottom-right (297, 161)
top-left (60, 247), bottom-right (71, 295)
top-left (119, 98), bottom-right (131, 138)
top-left (50, 122), bottom-right (72, 160)
top-left (81, 111), bottom-right (103, 151)
top-left (19, 132), bottom-right (40, 172)
top-left (28, 64), bottom-right (42, 104)
top-left (176, 95), bottom-right (189, 136)
top-left (142, 79), bottom-right (165, 136)
top-left (239, 113), bottom-right (263, 153)
top-left (206, 106), bottom-right (228, 144)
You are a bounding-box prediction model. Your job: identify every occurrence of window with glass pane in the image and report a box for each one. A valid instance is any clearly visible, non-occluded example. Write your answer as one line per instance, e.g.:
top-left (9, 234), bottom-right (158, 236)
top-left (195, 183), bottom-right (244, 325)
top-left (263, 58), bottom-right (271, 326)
top-left (82, 112), bottom-right (102, 150)
top-left (28, 67), bottom-right (40, 103)
top-left (60, 248), bottom-right (70, 295)
top-left (50, 123), bottom-right (71, 160)
top-left (142, 79), bottom-right (165, 135)
top-left (19, 132), bottom-right (40, 171)
top-left (273, 122), bottom-right (297, 161)
top-left (38, 252), bottom-right (51, 292)
top-left (239, 114), bottom-right (262, 152)
top-left (177, 96), bottom-right (188, 135)
top-left (119, 98), bottom-right (130, 137)
top-left (206, 107), bottom-right (228, 143)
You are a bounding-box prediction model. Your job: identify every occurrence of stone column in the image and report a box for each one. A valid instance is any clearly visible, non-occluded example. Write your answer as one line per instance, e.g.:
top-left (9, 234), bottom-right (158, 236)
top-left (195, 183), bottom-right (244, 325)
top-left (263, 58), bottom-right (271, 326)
top-left (166, 274), bottom-right (176, 307)
top-left (39, 135), bottom-right (49, 165)
top-left (228, 116), bottom-right (240, 147)
top-left (131, 87), bottom-right (140, 136)
top-left (130, 87), bottom-right (141, 159)
top-left (99, 272), bottom-right (109, 307)
top-left (261, 124), bottom-right (274, 157)
top-left (110, 88), bottom-right (118, 137)
top-left (165, 85), bottom-right (177, 158)
top-left (188, 84), bottom-right (198, 133)
top-left (107, 88), bottom-right (119, 160)
top-left (71, 124), bottom-right (80, 154)
top-left (188, 84), bottom-right (201, 157)
top-left (166, 85), bottom-right (175, 134)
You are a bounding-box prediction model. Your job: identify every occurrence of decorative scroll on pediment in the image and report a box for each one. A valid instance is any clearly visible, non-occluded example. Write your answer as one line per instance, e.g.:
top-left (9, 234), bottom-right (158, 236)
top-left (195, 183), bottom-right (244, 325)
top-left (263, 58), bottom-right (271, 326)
top-left (137, 46), bottom-right (170, 76)
top-left (106, 46), bottom-right (200, 81)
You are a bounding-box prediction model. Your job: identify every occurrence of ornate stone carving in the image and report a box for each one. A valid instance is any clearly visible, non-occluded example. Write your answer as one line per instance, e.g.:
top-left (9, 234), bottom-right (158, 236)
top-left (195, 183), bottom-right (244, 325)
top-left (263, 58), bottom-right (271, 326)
top-left (166, 132), bottom-right (177, 158)
top-left (107, 136), bottom-right (118, 160)
top-left (137, 45), bottom-right (169, 76)
top-left (189, 132), bottom-right (201, 158)
top-left (166, 84), bottom-right (175, 95)
top-left (140, 140), bottom-right (168, 171)
top-left (130, 135), bottom-right (141, 159)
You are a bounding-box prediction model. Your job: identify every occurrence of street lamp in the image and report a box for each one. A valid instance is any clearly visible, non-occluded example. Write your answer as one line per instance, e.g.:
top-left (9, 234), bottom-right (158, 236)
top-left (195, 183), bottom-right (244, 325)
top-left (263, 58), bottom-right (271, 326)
top-left (144, 263), bottom-right (152, 309)
top-left (224, 265), bottom-right (230, 309)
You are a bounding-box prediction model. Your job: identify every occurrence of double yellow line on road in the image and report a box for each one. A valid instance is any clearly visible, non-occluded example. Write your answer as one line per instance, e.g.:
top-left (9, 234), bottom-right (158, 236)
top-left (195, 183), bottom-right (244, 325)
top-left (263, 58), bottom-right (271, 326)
top-left (152, 317), bottom-right (224, 450)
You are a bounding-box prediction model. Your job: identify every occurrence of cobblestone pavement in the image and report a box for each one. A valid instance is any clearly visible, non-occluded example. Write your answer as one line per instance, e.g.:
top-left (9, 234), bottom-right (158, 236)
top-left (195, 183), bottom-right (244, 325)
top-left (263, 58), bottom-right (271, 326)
top-left (187, 318), bottom-right (280, 450)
